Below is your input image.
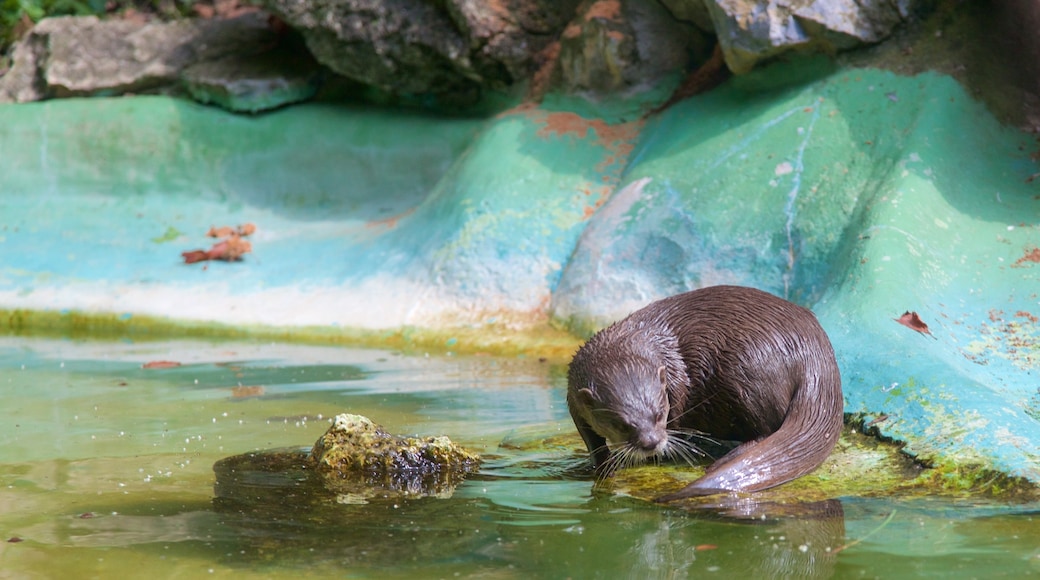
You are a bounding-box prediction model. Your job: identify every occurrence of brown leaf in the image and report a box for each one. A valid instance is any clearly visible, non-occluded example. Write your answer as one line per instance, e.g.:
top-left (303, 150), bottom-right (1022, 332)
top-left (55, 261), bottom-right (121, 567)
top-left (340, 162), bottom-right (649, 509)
top-left (894, 311), bottom-right (933, 336)
top-left (181, 249), bottom-right (210, 264)
top-left (207, 225), bottom-right (236, 238)
top-left (142, 361), bottom-right (181, 369)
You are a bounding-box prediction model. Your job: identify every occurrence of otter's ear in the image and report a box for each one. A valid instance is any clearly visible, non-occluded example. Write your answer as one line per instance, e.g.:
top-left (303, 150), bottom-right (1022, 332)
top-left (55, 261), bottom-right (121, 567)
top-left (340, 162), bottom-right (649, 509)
top-left (657, 366), bottom-right (668, 389)
top-left (577, 387), bottom-right (596, 404)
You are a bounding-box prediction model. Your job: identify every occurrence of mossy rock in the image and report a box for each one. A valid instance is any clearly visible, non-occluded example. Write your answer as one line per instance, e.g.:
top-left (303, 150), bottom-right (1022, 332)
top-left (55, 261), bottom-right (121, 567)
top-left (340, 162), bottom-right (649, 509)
top-left (309, 413), bottom-right (481, 500)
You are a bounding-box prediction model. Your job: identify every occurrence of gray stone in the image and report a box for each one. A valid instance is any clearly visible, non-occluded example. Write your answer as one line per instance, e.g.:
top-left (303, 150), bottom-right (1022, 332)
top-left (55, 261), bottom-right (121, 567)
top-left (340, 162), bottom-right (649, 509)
top-left (445, 0), bottom-right (581, 87)
top-left (704, 0), bottom-right (913, 74)
top-left (0, 13), bottom-right (279, 102)
top-left (181, 44), bottom-right (322, 113)
top-left (310, 413), bottom-right (481, 499)
top-left (261, 0), bottom-right (579, 99)
top-left (264, 0), bottom-right (477, 97)
top-left (0, 31), bottom-right (47, 102)
top-left (658, 0), bottom-right (716, 32)
top-left (558, 0), bottom-right (704, 94)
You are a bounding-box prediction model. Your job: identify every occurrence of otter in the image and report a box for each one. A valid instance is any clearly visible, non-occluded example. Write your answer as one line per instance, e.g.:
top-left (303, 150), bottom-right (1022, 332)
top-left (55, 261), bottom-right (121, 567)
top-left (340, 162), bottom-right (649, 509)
top-left (566, 285), bottom-right (843, 500)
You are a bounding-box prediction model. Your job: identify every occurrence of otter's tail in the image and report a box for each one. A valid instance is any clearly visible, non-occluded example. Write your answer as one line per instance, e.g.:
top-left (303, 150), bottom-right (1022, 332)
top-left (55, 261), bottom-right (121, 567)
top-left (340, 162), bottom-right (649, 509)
top-left (657, 366), bottom-right (843, 501)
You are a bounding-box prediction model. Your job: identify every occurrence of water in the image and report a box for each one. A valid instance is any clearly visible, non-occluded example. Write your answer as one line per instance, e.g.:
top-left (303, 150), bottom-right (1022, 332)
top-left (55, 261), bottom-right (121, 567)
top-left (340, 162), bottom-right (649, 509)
top-left (2, 336), bottom-right (1039, 579)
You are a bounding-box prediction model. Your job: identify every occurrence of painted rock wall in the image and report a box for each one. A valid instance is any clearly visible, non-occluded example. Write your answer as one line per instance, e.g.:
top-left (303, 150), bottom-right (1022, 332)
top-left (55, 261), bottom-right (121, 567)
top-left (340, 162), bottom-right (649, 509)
top-left (1, 57), bottom-right (1038, 484)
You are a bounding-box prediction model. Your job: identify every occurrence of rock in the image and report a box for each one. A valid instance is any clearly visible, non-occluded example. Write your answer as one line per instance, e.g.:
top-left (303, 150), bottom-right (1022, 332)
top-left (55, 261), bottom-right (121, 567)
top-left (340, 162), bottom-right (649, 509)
top-left (557, 0), bottom-right (707, 94)
top-left (262, 0), bottom-right (478, 99)
top-left (657, 0), bottom-right (715, 32)
top-left (0, 13), bottom-right (289, 104)
top-left (703, 0), bottom-right (914, 74)
top-left (261, 0), bottom-right (579, 101)
top-left (309, 414), bottom-right (481, 498)
top-left (181, 41), bottom-right (322, 113)
top-left (445, 0), bottom-right (582, 88)
top-left (0, 29), bottom-right (47, 102)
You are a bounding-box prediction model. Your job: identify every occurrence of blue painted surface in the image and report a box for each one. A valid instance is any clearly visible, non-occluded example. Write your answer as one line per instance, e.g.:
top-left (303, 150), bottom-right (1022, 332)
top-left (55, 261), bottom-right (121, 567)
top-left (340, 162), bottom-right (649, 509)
top-left (1, 59), bottom-right (1038, 483)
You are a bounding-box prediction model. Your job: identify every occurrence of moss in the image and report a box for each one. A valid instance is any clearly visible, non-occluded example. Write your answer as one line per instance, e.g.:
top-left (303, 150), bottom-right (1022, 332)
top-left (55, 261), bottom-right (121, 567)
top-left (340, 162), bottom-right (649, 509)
top-left (576, 423), bottom-right (1040, 507)
top-left (309, 413), bottom-right (481, 498)
top-left (0, 308), bottom-right (583, 362)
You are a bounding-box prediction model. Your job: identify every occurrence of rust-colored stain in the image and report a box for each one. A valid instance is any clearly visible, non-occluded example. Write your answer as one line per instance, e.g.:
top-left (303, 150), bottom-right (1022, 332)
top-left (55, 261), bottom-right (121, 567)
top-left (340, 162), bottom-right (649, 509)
top-left (366, 207), bottom-right (416, 231)
top-left (504, 103), bottom-right (644, 221)
top-left (1013, 246), bottom-right (1040, 267)
top-left (963, 307), bottom-right (1040, 370)
top-left (527, 40), bottom-right (561, 101)
top-left (1017, 310), bottom-right (1039, 323)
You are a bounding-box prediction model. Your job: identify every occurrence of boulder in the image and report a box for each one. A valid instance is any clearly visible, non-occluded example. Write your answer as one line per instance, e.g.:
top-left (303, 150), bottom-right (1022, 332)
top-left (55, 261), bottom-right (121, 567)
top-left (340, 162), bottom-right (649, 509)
top-left (260, 0), bottom-right (579, 100)
top-left (557, 0), bottom-right (708, 94)
top-left (181, 42), bottom-right (323, 113)
top-left (0, 12), bottom-right (316, 110)
top-left (699, 0), bottom-right (913, 74)
top-left (310, 413), bottom-right (481, 498)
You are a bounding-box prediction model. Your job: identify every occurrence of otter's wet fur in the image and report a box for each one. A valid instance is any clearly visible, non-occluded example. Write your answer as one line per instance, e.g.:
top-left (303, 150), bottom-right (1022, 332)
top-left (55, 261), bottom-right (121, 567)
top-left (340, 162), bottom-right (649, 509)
top-left (566, 285), bottom-right (843, 500)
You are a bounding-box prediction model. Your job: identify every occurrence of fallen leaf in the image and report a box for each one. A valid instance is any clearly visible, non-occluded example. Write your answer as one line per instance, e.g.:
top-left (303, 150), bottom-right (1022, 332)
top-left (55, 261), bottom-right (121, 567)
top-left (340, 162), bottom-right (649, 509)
top-left (184, 224), bottom-right (256, 264)
top-left (695, 544), bottom-right (717, 551)
top-left (207, 225), bottom-right (236, 238)
top-left (894, 311), bottom-right (933, 337)
top-left (181, 249), bottom-right (210, 264)
top-left (865, 414), bottom-right (889, 427)
top-left (142, 361), bottom-right (181, 369)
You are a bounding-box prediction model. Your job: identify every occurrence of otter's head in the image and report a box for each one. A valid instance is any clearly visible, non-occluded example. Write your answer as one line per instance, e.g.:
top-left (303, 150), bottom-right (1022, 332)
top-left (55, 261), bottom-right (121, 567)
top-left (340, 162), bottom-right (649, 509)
top-left (567, 351), bottom-right (672, 465)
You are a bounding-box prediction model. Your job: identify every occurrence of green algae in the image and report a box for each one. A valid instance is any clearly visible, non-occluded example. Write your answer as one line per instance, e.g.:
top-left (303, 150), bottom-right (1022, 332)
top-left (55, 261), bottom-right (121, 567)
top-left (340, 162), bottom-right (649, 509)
top-left (534, 423), bottom-right (1039, 507)
top-left (309, 413), bottom-right (480, 497)
top-left (0, 307), bottom-right (584, 362)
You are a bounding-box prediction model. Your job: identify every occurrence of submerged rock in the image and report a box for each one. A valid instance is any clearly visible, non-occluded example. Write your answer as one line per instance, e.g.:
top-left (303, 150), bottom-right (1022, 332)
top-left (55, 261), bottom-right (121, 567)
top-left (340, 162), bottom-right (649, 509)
top-left (213, 414), bottom-right (480, 507)
top-left (310, 413), bottom-right (481, 498)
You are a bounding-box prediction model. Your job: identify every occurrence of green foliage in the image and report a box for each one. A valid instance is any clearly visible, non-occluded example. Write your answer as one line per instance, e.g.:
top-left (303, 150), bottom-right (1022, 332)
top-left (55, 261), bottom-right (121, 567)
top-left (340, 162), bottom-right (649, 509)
top-left (1, 0), bottom-right (202, 52)
top-left (1, 0), bottom-right (101, 49)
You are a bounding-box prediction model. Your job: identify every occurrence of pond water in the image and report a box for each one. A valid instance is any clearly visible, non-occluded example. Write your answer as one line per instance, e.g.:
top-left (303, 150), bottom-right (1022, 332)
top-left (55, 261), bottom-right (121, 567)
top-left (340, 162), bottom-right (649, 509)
top-left (2, 336), bottom-right (1040, 579)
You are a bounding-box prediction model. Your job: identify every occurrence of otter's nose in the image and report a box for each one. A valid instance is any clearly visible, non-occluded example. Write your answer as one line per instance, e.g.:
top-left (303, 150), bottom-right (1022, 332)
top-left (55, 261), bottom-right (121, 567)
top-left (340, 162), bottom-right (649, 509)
top-left (635, 431), bottom-right (665, 453)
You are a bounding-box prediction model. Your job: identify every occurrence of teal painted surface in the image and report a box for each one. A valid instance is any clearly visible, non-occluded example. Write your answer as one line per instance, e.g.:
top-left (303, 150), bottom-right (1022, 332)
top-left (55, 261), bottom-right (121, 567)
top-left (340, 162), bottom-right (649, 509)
top-left (555, 60), bottom-right (1040, 482)
top-left (1, 58), bottom-right (1039, 483)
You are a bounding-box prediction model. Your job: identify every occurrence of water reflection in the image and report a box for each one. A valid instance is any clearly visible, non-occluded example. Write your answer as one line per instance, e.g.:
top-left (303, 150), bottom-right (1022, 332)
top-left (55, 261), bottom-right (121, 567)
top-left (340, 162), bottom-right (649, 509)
top-left (2, 338), bottom-right (1039, 578)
